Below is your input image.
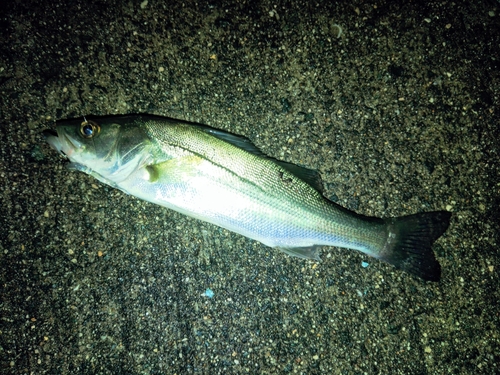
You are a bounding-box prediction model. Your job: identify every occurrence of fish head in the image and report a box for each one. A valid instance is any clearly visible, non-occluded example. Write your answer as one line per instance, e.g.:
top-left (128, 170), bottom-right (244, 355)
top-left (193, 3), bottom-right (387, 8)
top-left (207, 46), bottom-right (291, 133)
top-left (43, 116), bottom-right (151, 185)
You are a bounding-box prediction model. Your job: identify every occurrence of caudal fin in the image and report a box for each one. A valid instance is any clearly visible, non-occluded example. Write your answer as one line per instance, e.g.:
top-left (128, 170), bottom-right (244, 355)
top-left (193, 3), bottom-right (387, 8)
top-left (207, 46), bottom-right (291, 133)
top-left (380, 211), bottom-right (451, 281)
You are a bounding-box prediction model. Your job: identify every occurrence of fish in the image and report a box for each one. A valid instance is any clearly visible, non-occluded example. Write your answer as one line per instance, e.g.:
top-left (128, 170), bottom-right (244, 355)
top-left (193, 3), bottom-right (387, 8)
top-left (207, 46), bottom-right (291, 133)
top-left (43, 115), bottom-right (451, 281)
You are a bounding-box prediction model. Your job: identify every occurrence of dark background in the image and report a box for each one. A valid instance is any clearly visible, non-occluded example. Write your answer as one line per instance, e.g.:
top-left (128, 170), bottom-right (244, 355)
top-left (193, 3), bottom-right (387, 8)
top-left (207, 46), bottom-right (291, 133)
top-left (1, 0), bottom-right (499, 374)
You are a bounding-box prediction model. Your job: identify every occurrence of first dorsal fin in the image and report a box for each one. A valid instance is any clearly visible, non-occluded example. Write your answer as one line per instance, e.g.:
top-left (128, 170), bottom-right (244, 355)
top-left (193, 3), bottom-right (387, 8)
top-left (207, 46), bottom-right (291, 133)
top-left (198, 125), bottom-right (325, 193)
top-left (199, 126), bottom-right (265, 155)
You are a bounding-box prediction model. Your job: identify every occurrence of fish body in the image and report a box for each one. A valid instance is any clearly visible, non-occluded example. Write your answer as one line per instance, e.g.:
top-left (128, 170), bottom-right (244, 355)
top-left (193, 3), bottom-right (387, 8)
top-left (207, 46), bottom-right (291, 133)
top-left (44, 115), bottom-right (451, 281)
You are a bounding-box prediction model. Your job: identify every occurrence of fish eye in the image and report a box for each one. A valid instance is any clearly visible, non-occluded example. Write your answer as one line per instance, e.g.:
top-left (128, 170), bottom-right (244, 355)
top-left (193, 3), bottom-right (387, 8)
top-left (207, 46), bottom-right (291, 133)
top-left (80, 120), bottom-right (100, 139)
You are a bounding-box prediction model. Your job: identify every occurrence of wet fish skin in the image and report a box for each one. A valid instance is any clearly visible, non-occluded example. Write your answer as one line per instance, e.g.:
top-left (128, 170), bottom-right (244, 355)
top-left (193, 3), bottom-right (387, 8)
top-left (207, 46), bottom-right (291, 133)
top-left (43, 115), bottom-right (451, 281)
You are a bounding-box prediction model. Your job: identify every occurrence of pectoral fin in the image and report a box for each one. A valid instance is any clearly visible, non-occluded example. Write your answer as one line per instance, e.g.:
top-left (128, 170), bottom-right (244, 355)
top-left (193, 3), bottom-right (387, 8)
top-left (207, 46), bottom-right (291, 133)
top-left (144, 155), bottom-right (205, 183)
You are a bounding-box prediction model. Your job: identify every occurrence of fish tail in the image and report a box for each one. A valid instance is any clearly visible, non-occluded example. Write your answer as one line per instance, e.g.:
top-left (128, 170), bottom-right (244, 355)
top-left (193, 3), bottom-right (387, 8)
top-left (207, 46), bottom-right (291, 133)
top-left (378, 211), bottom-right (451, 281)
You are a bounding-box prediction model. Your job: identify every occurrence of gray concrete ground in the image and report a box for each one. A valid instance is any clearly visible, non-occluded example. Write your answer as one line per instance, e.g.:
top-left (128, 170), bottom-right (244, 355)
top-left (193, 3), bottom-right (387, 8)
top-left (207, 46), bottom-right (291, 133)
top-left (1, 0), bottom-right (499, 374)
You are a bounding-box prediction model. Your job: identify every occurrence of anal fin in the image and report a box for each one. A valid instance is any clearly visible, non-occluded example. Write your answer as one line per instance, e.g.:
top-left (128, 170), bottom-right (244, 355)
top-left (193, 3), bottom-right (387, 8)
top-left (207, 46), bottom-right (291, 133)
top-left (278, 246), bottom-right (321, 261)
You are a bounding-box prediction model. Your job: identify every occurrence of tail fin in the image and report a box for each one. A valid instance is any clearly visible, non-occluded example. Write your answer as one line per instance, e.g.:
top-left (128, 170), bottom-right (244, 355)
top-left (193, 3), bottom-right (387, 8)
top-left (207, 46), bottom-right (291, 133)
top-left (380, 211), bottom-right (451, 281)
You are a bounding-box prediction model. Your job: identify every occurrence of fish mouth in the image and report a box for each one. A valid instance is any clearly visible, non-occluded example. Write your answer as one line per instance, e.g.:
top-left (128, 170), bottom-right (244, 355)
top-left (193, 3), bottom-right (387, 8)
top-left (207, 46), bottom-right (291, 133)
top-left (43, 129), bottom-right (66, 157)
top-left (43, 129), bottom-right (77, 158)
top-left (43, 129), bottom-right (57, 138)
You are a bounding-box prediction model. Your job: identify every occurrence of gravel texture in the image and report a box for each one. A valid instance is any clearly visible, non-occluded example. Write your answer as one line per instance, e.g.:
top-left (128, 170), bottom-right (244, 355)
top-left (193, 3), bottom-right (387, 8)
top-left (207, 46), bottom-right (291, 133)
top-left (1, 0), bottom-right (499, 374)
